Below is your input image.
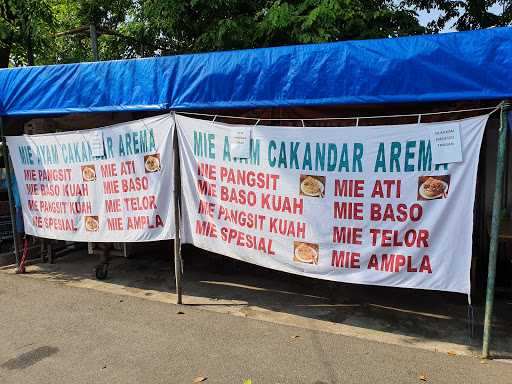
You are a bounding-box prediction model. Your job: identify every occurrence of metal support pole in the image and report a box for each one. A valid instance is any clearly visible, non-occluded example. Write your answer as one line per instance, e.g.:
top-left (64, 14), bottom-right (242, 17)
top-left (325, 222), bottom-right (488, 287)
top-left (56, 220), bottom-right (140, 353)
top-left (89, 24), bottom-right (99, 61)
top-left (482, 101), bottom-right (510, 358)
top-left (172, 116), bottom-right (183, 304)
top-left (0, 118), bottom-right (20, 266)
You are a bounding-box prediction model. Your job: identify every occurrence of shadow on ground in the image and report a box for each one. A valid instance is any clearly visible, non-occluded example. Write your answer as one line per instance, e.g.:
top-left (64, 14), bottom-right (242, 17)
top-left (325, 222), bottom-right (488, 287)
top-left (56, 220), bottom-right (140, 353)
top-left (9, 242), bottom-right (512, 358)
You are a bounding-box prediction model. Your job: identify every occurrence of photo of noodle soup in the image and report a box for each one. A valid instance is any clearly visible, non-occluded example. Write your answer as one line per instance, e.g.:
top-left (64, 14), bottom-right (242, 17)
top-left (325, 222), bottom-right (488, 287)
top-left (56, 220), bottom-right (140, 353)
top-left (144, 153), bottom-right (161, 173)
top-left (81, 165), bottom-right (96, 182)
top-left (299, 175), bottom-right (325, 197)
top-left (417, 175), bottom-right (450, 200)
top-left (293, 241), bottom-right (319, 265)
top-left (85, 216), bottom-right (99, 232)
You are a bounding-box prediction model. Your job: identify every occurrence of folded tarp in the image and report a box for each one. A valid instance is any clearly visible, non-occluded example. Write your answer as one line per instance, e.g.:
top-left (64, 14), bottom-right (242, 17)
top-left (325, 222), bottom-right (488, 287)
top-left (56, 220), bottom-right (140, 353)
top-left (0, 27), bottom-right (511, 116)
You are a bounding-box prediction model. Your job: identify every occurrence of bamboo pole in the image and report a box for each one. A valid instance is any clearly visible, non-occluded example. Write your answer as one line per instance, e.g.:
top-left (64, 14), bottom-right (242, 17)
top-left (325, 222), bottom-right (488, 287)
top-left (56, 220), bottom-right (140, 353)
top-left (482, 101), bottom-right (510, 358)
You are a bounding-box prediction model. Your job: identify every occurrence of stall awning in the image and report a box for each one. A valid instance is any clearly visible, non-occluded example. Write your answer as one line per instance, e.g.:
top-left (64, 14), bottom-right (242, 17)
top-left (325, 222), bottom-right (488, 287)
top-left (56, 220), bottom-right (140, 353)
top-left (0, 27), bottom-right (511, 116)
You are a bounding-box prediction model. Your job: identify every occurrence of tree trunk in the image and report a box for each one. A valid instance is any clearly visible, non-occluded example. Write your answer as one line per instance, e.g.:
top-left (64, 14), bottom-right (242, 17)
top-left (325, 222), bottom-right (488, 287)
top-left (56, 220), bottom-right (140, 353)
top-left (0, 45), bottom-right (11, 68)
top-left (26, 32), bottom-right (34, 66)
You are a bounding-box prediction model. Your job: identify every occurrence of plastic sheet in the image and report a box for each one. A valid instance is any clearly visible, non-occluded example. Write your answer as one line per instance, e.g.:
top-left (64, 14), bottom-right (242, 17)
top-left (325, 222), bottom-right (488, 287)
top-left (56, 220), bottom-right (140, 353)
top-left (0, 28), bottom-right (511, 116)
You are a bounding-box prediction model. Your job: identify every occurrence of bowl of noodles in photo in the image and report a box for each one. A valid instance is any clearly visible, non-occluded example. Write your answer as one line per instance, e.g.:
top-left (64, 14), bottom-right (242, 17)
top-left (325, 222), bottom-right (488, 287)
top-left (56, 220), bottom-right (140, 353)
top-left (418, 175), bottom-right (450, 200)
top-left (81, 165), bottom-right (96, 182)
top-left (85, 216), bottom-right (99, 232)
top-left (144, 153), bottom-right (161, 173)
top-left (299, 175), bottom-right (325, 197)
top-left (293, 241), bottom-right (319, 265)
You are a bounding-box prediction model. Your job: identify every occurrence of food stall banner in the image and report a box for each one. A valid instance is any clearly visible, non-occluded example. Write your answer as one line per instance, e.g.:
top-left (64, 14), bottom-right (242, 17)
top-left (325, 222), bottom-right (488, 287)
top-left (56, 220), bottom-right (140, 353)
top-left (177, 114), bottom-right (489, 294)
top-left (7, 114), bottom-right (174, 242)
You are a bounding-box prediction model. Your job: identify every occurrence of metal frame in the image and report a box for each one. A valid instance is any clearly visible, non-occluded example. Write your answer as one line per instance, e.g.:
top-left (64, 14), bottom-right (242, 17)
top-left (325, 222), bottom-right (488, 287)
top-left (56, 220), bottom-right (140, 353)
top-left (482, 100), bottom-right (510, 358)
top-left (89, 25), bottom-right (99, 62)
top-left (0, 117), bottom-right (20, 266)
top-left (172, 113), bottom-right (183, 304)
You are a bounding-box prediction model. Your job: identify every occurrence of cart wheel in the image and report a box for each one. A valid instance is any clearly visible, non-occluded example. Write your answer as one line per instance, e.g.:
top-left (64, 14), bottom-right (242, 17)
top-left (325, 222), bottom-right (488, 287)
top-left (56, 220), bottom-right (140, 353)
top-left (95, 264), bottom-right (109, 280)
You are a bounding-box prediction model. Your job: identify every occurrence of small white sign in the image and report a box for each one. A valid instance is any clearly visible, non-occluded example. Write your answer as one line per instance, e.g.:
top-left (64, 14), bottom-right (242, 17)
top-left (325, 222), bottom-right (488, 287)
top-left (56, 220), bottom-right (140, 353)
top-left (230, 127), bottom-right (251, 159)
top-left (429, 122), bottom-right (462, 164)
top-left (88, 130), bottom-right (104, 157)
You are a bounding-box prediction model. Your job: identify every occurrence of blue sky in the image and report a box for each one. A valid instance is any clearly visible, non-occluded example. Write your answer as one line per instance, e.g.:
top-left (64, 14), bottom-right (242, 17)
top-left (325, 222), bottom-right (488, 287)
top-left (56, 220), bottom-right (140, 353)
top-left (417, 3), bottom-right (504, 31)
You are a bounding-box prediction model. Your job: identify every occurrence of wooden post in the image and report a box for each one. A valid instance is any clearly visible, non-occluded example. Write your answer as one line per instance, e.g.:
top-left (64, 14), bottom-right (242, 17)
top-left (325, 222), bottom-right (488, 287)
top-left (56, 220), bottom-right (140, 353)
top-left (172, 114), bottom-right (183, 304)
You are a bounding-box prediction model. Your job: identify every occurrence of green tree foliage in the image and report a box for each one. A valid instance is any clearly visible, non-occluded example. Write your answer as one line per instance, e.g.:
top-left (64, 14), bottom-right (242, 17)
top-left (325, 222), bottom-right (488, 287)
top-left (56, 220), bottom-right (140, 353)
top-left (403, 0), bottom-right (512, 32)
top-left (143, 0), bottom-right (426, 54)
top-left (39, 0), bottom-right (137, 64)
top-left (0, 0), bottom-right (55, 67)
top-left (2, 0), bottom-right (510, 67)
top-left (1, 0), bottom-right (427, 66)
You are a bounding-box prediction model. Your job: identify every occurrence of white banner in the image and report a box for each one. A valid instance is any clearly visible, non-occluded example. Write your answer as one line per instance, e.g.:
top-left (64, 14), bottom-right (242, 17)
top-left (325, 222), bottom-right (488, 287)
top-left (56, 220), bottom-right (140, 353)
top-left (177, 114), bottom-right (489, 294)
top-left (7, 114), bottom-right (175, 242)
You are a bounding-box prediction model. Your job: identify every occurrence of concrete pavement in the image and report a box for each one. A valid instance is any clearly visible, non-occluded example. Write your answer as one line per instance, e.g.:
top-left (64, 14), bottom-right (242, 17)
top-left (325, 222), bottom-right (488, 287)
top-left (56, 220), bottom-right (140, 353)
top-left (0, 273), bottom-right (511, 384)
top-left (3, 249), bottom-right (511, 359)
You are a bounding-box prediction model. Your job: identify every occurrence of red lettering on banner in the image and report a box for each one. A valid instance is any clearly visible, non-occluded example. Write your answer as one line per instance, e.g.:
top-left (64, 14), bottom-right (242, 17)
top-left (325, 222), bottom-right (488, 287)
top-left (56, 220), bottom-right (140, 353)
top-left (334, 179), bottom-right (364, 197)
top-left (382, 254), bottom-right (395, 271)
top-left (370, 203), bottom-right (422, 222)
top-left (371, 180), bottom-right (401, 198)
top-left (103, 180), bottom-right (119, 194)
top-left (369, 228), bottom-right (429, 248)
top-left (123, 196), bottom-right (157, 211)
top-left (419, 255), bottom-right (432, 273)
top-left (63, 183), bottom-right (88, 197)
top-left (121, 176), bottom-right (149, 192)
top-left (217, 206), bottom-right (265, 231)
top-left (120, 160), bottom-right (135, 175)
top-left (332, 227), bottom-right (362, 244)
top-left (331, 250), bottom-right (360, 268)
top-left (40, 184), bottom-right (59, 196)
top-left (198, 180), bottom-right (217, 197)
top-left (220, 186), bottom-right (256, 206)
top-left (269, 218), bottom-right (306, 238)
top-left (407, 258), bottom-right (418, 272)
top-left (38, 169), bottom-right (72, 182)
top-left (195, 220), bottom-right (217, 237)
top-left (198, 200), bottom-right (215, 217)
top-left (28, 200), bottom-right (38, 211)
top-left (126, 215), bottom-right (163, 229)
top-left (367, 254), bottom-right (379, 270)
top-left (333, 202), bottom-right (363, 220)
top-left (100, 163), bottom-right (117, 177)
top-left (105, 199), bottom-right (121, 213)
top-left (33, 216), bottom-right (42, 228)
top-left (32, 216), bottom-right (77, 231)
top-left (107, 217), bottom-right (124, 230)
top-left (220, 227), bottom-right (275, 255)
top-left (394, 254), bottom-right (406, 272)
top-left (367, 254), bottom-right (432, 273)
top-left (219, 167), bottom-right (280, 190)
top-left (261, 194), bottom-right (303, 214)
top-left (68, 202), bottom-right (91, 214)
top-left (26, 184), bottom-right (39, 195)
top-left (198, 163), bottom-right (216, 180)
top-left (24, 169), bottom-right (37, 181)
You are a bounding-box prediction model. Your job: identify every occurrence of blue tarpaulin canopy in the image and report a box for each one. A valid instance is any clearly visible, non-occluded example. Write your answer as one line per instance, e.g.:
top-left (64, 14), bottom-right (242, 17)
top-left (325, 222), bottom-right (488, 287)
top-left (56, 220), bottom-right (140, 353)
top-left (0, 27), bottom-right (511, 116)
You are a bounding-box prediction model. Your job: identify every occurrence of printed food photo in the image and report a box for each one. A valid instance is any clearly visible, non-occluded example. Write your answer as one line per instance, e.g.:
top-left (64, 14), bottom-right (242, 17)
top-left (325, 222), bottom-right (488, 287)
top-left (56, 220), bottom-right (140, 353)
top-left (81, 165), bottom-right (96, 182)
top-left (84, 216), bottom-right (99, 232)
top-left (417, 175), bottom-right (451, 200)
top-left (144, 153), bottom-right (161, 173)
top-left (299, 175), bottom-right (325, 197)
top-left (293, 241), bottom-right (319, 265)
